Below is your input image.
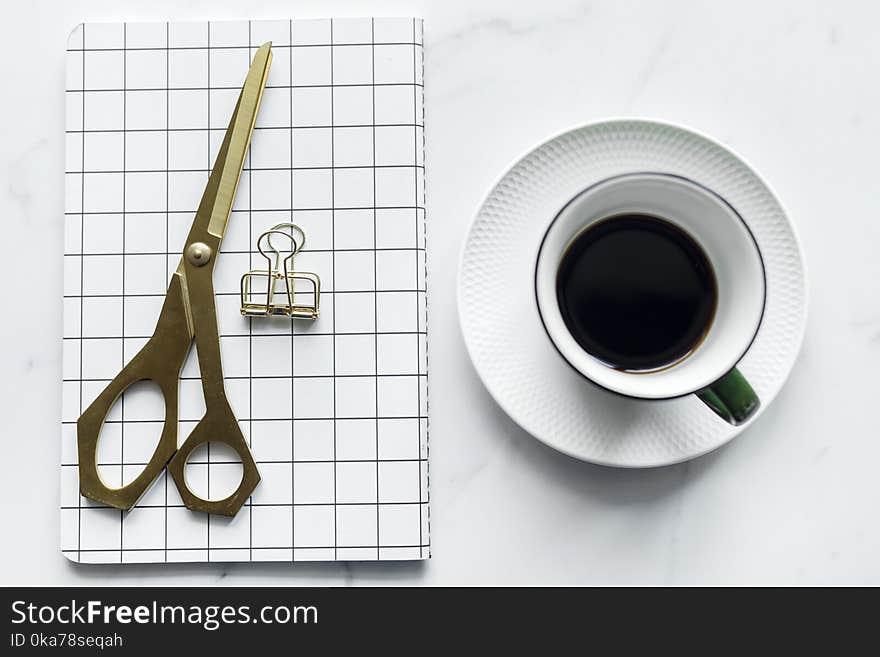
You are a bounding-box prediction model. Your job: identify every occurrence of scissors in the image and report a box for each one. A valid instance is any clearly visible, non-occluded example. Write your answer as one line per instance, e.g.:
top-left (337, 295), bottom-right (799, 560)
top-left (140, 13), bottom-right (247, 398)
top-left (77, 43), bottom-right (273, 517)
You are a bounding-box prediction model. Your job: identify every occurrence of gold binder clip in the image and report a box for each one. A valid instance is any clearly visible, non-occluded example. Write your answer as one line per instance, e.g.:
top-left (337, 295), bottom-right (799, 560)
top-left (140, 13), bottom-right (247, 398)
top-left (240, 223), bottom-right (321, 319)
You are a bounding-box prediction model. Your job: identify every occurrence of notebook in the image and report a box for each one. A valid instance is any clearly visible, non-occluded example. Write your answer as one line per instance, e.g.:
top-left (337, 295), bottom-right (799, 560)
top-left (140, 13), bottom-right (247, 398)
top-left (62, 18), bottom-right (429, 563)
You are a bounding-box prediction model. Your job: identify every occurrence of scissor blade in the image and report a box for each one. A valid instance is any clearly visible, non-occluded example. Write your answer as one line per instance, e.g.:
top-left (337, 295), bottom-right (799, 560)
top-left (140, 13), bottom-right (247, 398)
top-left (188, 42), bottom-right (272, 244)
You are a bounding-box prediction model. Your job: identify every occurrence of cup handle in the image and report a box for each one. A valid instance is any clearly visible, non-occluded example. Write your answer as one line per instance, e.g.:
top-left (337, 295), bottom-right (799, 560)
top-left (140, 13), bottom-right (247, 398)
top-left (696, 367), bottom-right (760, 426)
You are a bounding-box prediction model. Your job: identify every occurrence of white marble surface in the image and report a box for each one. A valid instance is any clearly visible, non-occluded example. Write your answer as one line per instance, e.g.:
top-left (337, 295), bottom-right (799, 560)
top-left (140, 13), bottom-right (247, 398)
top-left (1, 0), bottom-right (878, 585)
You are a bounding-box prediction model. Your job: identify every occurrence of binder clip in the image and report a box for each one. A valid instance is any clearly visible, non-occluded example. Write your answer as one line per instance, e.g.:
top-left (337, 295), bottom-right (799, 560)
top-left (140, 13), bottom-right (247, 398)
top-left (240, 223), bottom-right (321, 319)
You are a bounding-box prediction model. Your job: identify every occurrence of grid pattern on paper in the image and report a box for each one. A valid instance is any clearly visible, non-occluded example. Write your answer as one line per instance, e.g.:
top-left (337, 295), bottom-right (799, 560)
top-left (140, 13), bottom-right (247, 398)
top-left (62, 18), bottom-right (429, 564)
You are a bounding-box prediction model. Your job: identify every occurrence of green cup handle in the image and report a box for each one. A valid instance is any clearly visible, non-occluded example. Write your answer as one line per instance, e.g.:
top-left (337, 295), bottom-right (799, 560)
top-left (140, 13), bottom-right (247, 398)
top-left (696, 367), bottom-right (760, 426)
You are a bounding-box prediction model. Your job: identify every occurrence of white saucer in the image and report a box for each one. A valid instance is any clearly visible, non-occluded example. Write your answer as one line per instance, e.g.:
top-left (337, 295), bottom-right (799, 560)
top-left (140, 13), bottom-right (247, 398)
top-left (458, 119), bottom-right (807, 467)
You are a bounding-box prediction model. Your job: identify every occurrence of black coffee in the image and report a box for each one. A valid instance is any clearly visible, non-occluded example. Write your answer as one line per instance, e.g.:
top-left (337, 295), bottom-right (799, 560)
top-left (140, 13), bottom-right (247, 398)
top-left (555, 214), bottom-right (717, 372)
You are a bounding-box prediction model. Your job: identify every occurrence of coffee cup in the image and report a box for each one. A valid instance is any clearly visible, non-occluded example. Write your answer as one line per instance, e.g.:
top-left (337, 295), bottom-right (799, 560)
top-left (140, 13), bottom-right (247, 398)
top-left (535, 172), bottom-right (765, 425)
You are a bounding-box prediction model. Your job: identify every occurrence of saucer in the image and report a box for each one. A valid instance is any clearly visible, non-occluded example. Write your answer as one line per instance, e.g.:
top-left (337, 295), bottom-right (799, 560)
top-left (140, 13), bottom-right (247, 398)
top-left (458, 119), bottom-right (807, 467)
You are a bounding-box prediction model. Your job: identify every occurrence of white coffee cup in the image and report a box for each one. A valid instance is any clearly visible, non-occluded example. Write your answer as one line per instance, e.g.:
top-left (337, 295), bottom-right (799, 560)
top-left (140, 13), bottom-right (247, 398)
top-left (535, 173), bottom-right (766, 424)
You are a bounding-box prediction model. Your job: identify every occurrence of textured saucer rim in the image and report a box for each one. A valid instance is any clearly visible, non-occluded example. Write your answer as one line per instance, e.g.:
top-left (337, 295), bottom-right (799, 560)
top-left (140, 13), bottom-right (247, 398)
top-left (457, 117), bottom-right (808, 468)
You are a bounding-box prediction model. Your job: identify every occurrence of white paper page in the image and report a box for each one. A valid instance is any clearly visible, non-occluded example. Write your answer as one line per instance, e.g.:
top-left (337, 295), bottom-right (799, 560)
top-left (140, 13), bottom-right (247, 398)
top-left (62, 18), bottom-right (429, 563)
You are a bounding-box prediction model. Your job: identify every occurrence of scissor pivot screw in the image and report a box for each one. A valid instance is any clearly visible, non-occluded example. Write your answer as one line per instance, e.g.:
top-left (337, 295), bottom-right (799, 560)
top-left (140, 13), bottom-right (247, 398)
top-left (186, 242), bottom-right (212, 267)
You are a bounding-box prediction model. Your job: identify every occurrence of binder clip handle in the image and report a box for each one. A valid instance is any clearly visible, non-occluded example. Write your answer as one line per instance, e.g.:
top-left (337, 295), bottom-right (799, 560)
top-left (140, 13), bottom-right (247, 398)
top-left (257, 223), bottom-right (306, 275)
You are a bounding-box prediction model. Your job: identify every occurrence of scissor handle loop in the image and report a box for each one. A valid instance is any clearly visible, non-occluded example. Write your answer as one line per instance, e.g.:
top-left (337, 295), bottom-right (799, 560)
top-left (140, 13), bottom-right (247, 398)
top-left (77, 276), bottom-right (193, 510)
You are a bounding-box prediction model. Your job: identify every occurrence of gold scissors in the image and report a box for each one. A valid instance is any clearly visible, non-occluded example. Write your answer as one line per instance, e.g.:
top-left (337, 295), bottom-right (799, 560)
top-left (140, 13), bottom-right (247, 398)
top-left (77, 43), bottom-right (273, 517)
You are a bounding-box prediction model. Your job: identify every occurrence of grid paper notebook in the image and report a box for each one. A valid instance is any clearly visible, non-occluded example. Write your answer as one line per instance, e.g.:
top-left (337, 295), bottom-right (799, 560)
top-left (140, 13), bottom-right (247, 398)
top-left (62, 18), bottom-right (429, 563)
